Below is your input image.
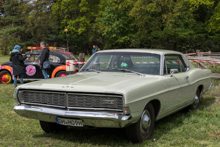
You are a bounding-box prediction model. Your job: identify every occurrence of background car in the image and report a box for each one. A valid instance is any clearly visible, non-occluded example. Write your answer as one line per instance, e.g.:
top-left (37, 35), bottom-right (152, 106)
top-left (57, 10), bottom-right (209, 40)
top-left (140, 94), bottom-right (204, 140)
top-left (0, 49), bottom-right (78, 84)
top-left (13, 49), bottom-right (212, 143)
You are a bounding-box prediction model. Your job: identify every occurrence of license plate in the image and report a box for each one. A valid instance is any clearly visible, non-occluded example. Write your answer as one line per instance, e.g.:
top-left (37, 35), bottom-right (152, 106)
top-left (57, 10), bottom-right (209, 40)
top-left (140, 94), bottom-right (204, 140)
top-left (56, 118), bottom-right (83, 127)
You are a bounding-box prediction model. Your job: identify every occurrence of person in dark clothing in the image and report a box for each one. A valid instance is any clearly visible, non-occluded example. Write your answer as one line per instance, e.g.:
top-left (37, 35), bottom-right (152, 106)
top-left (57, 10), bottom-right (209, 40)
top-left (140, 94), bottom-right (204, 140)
top-left (10, 45), bottom-right (30, 87)
top-left (92, 45), bottom-right (98, 55)
top-left (40, 41), bottom-right (50, 79)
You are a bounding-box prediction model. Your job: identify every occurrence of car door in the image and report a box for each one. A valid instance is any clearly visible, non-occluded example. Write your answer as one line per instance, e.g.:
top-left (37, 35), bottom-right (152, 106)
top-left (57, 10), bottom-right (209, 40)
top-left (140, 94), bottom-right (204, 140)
top-left (163, 54), bottom-right (191, 112)
top-left (24, 54), bottom-right (44, 79)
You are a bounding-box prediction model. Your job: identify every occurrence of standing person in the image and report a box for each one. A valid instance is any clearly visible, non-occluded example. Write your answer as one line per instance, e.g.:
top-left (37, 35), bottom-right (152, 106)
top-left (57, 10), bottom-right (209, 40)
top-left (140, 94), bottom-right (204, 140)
top-left (40, 41), bottom-right (50, 79)
top-left (92, 45), bottom-right (98, 55)
top-left (10, 45), bottom-right (30, 87)
top-left (96, 45), bottom-right (101, 51)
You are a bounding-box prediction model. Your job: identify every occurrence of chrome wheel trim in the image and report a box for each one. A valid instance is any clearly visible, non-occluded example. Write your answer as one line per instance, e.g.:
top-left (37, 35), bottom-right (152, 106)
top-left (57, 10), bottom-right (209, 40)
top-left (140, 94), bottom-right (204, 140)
top-left (193, 92), bottom-right (199, 108)
top-left (140, 110), bottom-right (151, 135)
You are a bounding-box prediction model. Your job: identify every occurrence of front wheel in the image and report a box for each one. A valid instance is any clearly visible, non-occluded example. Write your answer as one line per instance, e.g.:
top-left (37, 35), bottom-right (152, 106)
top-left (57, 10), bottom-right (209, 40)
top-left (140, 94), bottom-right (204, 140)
top-left (126, 103), bottom-right (155, 143)
top-left (40, 121), bottom-right (67, 133)
top-left (0, 70), bottom-right (13, 84)
top-left (55, 71), bottom-right (67, 77)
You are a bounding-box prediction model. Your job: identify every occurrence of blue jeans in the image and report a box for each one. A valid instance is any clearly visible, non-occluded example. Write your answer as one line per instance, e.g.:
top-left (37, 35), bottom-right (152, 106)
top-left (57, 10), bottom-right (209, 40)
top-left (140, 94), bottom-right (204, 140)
top-left (42, 69), bottom-right (49, 79)
top-left (14, 73), bottom-right (24, 87)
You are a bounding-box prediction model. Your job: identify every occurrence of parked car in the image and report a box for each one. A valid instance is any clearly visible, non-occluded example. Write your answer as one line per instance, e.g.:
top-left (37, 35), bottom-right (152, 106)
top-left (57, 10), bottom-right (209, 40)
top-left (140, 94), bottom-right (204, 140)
top-left (0, 49), bottom-right (78, 84)
top-left (13, 49), bottom-right (212, 143)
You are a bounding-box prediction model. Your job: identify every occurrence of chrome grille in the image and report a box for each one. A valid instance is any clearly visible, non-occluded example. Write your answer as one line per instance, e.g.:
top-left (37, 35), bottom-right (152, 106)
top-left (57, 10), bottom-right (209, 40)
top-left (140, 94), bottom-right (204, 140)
top-left (68, 94), bottom-right (123, 110)
top-left (21, 91), bottom-right (66, 107)
top-left (19, 90), bottom-right (123, 111)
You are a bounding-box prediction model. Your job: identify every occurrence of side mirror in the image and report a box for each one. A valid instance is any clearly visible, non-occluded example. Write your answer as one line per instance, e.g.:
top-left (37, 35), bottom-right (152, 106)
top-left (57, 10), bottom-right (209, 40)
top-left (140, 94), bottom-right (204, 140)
top-left (170, 69), bottom-right (178, 77)
top-left (186, 65), bottom-right (189, 71)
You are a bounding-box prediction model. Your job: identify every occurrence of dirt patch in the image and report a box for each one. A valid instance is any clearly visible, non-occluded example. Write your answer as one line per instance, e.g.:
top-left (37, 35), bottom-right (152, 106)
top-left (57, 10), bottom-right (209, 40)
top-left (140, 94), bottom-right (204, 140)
top-left (215, 97), bottom-right (220, 104)
top-left (209, 131), bottom-right (220, 139)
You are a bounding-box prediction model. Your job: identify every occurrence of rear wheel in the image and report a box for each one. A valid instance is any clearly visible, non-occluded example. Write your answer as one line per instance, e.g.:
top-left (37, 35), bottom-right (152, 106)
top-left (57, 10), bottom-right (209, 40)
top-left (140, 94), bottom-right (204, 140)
top-left (55, 71), bottom-right (67, 77)
top-left (190, 88), bottom-right (201, 110)
top-left (126, 103), bottom-right (155, 143)
top-left (40, 121), bottom-right (67, 133)
top-left (0, 70), bottom-right (13, 84)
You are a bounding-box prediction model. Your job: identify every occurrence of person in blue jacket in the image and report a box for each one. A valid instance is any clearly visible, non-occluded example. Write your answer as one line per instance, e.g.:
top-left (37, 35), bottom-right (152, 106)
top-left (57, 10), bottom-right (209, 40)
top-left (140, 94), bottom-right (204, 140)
top-left (92, 45), bottom-right (98, 55)
top-left (10, 45), bottom-right (30, 87)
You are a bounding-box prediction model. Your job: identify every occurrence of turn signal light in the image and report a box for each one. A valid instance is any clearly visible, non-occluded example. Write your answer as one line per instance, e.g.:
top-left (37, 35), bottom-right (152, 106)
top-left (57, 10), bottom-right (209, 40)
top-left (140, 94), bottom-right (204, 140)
top-left (123, 107), bottom-right (131, 115)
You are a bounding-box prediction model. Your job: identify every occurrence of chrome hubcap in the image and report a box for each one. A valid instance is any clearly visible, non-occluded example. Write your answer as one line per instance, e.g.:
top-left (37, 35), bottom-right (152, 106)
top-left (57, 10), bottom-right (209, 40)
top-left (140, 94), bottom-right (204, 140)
top-left (140, 110), bottom-right (151, 134)
top-left (193, 93), bottom-right (199, 107)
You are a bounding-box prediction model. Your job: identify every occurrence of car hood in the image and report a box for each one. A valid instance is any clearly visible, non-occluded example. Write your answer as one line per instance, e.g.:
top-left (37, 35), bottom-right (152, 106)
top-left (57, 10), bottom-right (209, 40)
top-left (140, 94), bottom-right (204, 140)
top-left (1, 61), bottom-right (12, 66)
top-left (17, 72), bottom-right (162, 94)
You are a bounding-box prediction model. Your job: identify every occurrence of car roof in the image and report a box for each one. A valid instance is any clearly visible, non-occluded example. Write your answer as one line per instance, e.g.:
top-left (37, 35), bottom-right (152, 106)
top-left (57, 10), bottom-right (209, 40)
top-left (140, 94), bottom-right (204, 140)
top-left (25, 50), bottom-right (59, 54)
top-left (98, 49), bottom-right (183, 55)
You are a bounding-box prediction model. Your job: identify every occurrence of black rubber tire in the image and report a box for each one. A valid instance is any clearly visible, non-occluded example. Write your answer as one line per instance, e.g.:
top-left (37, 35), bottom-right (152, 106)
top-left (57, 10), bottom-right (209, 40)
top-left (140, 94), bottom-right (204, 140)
top-left (39, 121), bottom-right (67, 133)
top-left (55, 71), bottom-right (67, 77)
top-left (189, 88), bottom-right (201, 110)
top-left (0, 70), bottom-right (13, 84)
top-left (126, 103), bottom-right (155, 143)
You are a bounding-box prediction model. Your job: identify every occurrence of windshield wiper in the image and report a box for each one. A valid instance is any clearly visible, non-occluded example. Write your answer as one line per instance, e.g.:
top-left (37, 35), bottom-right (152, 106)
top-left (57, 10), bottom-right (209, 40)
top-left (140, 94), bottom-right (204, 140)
top-left (112, 68), bottom-right (142, 75)
top-left (82, 68), bottom-right (101, 73)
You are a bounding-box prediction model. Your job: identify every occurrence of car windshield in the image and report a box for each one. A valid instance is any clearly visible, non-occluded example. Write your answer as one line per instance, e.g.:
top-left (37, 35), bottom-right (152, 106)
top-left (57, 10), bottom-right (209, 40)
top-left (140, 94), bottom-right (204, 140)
top-left (57, 50), bottom-right (78, 60)
top-left (80, 52), bottom-right (161, 75)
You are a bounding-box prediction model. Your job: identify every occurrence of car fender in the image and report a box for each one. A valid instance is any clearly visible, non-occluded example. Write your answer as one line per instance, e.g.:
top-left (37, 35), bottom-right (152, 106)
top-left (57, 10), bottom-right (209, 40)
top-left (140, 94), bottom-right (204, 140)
top-left (0, 65), bottom-right (13, 75)
top-left (51, 65), bottom-right (66, 78)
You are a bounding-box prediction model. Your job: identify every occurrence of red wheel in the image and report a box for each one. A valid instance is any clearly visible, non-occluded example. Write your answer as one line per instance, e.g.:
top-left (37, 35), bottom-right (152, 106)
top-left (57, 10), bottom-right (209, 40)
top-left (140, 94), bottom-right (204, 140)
top-left (0, 70), bottom-right (13, 84)
top-left (55, 71), bottom-right (67, 77)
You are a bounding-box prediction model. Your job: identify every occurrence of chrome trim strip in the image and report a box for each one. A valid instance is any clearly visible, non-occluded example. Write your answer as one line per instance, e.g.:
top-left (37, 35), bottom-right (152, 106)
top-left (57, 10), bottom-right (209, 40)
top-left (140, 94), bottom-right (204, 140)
top-left (160, 55), bottom-right (164, 76)
top-left (208, 82), bottom-right (212, 91)
top-left (22, 103), bottom-right (66, 108)
top-left (67, 107), bottom-right (123, 112)
top-left (67, 93), bottom-right (123, 97)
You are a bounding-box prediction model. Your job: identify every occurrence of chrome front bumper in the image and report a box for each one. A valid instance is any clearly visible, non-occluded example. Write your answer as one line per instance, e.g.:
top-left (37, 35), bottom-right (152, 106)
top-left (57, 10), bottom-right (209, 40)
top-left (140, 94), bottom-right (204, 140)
top-left (13, 105), bottom-right (132, 128)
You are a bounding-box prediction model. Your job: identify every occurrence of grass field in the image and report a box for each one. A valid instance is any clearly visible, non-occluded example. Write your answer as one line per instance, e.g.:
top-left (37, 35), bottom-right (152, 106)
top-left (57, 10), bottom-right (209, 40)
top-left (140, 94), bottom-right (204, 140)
top-left (0, 55), bottom-right (220, 146)
top-left (0, 55), bottom-right (10, 64)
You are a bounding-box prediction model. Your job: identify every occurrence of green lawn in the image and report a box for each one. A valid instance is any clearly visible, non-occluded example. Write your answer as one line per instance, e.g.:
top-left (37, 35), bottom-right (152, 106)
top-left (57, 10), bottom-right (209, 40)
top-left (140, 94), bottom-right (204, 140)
top-left (0, 55), bottom-right (10, 64)
top-left (0, 55), bottom-right (219, 146)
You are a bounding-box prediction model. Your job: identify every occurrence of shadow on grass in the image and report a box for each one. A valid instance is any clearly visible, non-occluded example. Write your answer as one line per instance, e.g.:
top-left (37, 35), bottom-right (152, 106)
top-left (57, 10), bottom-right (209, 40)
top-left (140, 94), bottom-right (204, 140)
top-left (33, 127), bottom-right (129, 146)
top-left (200, 96), bottom-right (216, 109)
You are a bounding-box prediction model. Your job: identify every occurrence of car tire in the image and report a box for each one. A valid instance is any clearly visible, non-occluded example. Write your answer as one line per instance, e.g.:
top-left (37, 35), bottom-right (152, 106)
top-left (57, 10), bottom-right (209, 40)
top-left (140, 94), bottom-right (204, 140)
top-left (40, 121), bottom-right (67, 133)
top-left (126, 103), bottom-right (155, 143)
top-left (189, 88), bottom-right (201, 110)
top-left (0, 70), bottom-right (13, 84)
top-left (55, 71), bottom-right (67, 77)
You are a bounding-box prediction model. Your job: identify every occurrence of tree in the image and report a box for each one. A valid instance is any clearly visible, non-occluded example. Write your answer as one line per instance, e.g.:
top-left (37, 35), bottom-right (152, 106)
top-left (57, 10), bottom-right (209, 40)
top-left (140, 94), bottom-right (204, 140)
top-left (129, 0), bottom-right (218, 52)
top-left (0, 0), bottom-right (29, 54)
top-left (206, 1), bottom-right (220, 33)
top-left (51, 0), bottom-right (103, 53)
top-left (99, 0), bottom-right (137, 49)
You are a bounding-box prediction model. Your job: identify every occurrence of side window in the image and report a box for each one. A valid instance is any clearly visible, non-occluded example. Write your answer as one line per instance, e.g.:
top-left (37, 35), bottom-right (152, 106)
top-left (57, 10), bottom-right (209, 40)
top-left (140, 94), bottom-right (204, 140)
top-left (131, 55), bottom-right (160, 75)
top-left (49, 55), bottom-right (60, 63)
top-left (164, 55), bottom-right (187, 74)
top-left (89, 55), bottom-right (111, 69)
top-left (25, 54), bottom-right (40, 62)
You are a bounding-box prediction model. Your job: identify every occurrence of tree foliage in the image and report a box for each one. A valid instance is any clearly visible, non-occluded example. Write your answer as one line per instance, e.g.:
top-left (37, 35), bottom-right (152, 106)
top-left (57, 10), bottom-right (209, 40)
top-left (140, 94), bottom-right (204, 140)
top-left (0, 0), bottom-right (220, 55)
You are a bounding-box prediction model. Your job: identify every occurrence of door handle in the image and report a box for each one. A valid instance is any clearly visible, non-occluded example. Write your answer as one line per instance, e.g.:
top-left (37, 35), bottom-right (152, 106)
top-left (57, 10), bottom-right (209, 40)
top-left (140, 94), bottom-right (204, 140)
top-left (184, 76), bottom-right (189, 79)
